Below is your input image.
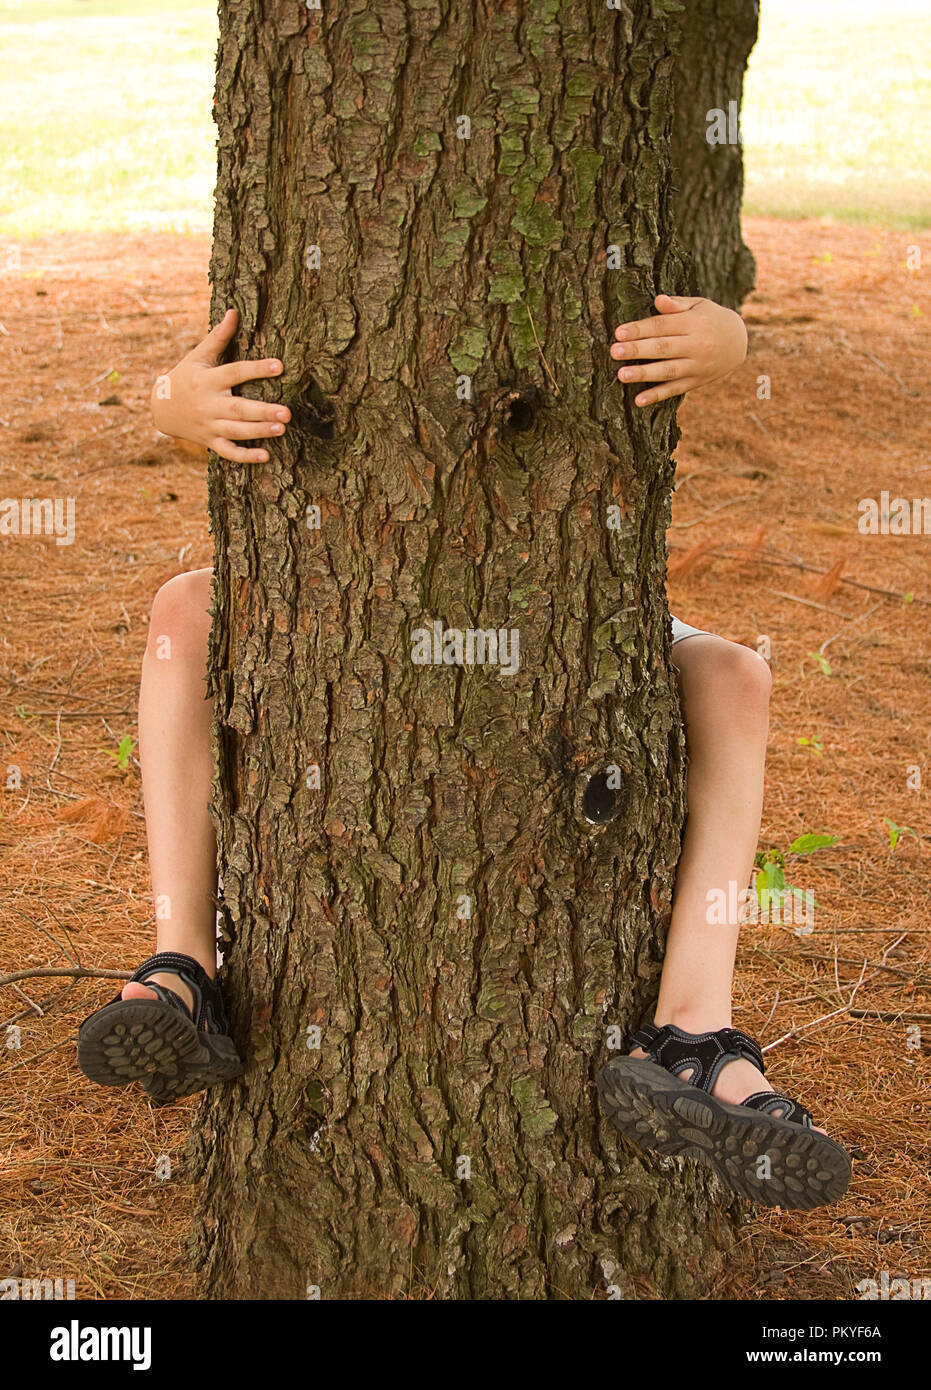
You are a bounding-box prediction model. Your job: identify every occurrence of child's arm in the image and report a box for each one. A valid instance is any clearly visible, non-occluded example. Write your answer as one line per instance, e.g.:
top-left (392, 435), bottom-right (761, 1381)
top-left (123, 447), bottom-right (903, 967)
top-left (150, 308), bottom-right (291, 463)
top-left (610, 294), bottom-right (747, 407)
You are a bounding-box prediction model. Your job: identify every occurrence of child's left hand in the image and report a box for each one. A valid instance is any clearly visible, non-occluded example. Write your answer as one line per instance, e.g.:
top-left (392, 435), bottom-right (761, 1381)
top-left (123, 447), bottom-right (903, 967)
top-left (610, 294), bottom-right (748, 406)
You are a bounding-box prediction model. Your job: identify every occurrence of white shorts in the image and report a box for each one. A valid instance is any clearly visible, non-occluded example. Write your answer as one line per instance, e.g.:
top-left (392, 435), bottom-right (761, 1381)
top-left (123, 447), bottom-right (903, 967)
top-left (670, 616), bottom-right (710, 645)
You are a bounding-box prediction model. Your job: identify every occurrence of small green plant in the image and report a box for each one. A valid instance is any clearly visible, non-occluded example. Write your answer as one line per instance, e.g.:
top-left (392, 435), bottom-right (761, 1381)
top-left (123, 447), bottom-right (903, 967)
top-left (884, 818), bottom-right (917, 851)
top-left (754, 832), bottom-right (838, 918)
top-left (807, 651), bottom-right (832, 675)
top-left (797, 735), bottom-right (824, 755)
top-left (107, 368), bottom-right (122, 383)
top-left (101, 735), bottom-right (136, 772)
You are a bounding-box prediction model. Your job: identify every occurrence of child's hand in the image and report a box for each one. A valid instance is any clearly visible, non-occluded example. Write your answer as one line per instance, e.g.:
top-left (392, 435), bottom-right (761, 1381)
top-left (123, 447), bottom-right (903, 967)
top-left (150, 308), bottom-right (291, 463)
top-left (610, 294), bottom-right (748, 406)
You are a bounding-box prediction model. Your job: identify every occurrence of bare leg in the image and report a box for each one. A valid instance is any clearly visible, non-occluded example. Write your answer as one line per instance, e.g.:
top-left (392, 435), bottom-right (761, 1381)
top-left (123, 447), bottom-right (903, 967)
top-left (633, 635), bottom-right (786, 1109)
top-left (123, 569), bottom-right (217, 1016)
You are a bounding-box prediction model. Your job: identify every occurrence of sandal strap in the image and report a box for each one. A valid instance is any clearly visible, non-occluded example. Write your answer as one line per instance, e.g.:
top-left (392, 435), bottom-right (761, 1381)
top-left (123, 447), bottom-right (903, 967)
top-left (630, 1022), bottom-right (765, 1093)
top-left (741, 1090), bottom-right (814, 1130)
top-left (131, 951), bottom-right (230, 1034)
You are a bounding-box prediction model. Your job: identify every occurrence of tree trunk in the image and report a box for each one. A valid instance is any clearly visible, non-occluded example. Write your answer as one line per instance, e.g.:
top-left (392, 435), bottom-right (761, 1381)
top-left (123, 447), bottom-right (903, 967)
top-left (672, 0), bottom-right (759, 307)
top-left (188, 0), bottom-right (737, 1300)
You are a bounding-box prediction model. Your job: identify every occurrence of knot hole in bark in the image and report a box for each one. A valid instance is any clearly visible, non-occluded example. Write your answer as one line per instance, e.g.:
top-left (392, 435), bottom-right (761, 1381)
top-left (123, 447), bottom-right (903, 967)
top-left (291, 376), bottom-right (335, 440)
top-left (501, 384), bottom-right (543, 435)
top-left (578, 763), bottom-right (627, 826)
top-left (303, 1077), bottom-right (328, 1144)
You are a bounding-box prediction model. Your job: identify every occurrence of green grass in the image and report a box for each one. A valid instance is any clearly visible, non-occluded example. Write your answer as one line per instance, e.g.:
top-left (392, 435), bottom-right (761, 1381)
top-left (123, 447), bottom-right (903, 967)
top-left (0, 0), bottom-right (217, 235)
top-left (0, 0), bottom-right (927, 236)
top-left (741, 0), bottom-right (930, 229)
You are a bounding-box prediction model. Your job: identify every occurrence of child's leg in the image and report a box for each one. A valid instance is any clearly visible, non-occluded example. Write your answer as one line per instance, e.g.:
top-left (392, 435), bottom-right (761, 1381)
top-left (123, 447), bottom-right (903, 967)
top-left (122, 569), bottom-right (217, 1016)
top-left (599, 630), bottom-right (850, 1205)
top-left (635, 634), bottom-right (783, 1109)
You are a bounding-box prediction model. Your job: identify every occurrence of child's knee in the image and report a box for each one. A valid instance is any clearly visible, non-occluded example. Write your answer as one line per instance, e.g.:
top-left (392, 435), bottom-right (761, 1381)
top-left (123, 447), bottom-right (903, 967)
top-left (714, 639), bottom-right (772, 715)
top-left (679, 635), bottom-right (771, 722)
top-left (146, 569), bottom-right (213, 663)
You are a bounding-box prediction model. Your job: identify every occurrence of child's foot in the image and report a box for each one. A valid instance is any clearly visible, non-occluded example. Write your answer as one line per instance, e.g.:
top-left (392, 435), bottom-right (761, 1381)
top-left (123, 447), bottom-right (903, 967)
top-left (629, 1040), bottom-right (828, 1135)
top-left (77, 952), bottom-right (243, 1105)
top-left (598, 1022), bottom-right (851, 1209)
top-left (123, 972), bottom-right (197, 1015)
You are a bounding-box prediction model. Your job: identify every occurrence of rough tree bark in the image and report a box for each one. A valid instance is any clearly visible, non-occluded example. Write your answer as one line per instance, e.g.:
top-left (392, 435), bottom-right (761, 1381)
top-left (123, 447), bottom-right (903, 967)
top-left (188, 0), bottom-right (738, 1299)
top-left (672, 0), bottom-right (759, 307)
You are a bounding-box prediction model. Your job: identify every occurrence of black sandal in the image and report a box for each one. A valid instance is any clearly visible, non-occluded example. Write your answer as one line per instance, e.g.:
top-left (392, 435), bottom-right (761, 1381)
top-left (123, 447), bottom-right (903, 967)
top-left (77, 951), bottom-right (244, 1105)
top-left (597, 1022), bottom-right (851, 1209)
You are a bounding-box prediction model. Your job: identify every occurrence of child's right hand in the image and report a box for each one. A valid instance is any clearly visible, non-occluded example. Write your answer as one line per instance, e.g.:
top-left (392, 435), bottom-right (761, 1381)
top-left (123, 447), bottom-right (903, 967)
top-left (149, 308), bottom-right (291, 463)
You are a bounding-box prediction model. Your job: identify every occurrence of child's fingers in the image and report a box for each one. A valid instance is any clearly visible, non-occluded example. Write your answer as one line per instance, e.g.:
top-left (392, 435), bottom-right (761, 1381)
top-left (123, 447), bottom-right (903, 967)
top-left (208, 437), bottom-right (271, 464)
top-left (222, 397), bottom-right (291, 425)
top-left (611, 334), bottom-right (689, 362)
top-left (193, 309), bottom-right (240, 363)
top-left (613, 314), bottom-right (689, 344)
top-left (212, 358), bottom-right (284, 389)
top-left (653, 293), bottom-right (704, 314)
top-left (213, 418), bottom-right (287, 441)
top-left (634, 378), bottom-right (699, 406)
top-left (616, 358), bottom-right (691, 384)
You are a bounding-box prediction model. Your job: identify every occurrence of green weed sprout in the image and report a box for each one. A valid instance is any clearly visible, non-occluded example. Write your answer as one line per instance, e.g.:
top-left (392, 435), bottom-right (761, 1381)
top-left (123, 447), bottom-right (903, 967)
top-left (101, 735), bottom-right (136, 772)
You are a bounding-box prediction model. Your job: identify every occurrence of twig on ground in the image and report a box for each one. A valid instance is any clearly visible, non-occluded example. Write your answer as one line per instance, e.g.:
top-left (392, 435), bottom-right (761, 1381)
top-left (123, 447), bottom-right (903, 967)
top-left (762, 991), bottom-right (781, 1029)
top-left (766, 588), bottom-right (852, 616)
top-left (798, 951), bottom-right (931, 988)
top-left (2, 683), bottom-right (136, 704)
top-left (13, 907), bottom-right (82, 969)
top-left (836, 328), bottom-right (917, 395)
top-left (1, 1034), bottom-right (78, 1071)
top-left (875, 932), bottom-right (910, 971)
top-left (12, 710), bottom-right (134, 720)
top-left (667, 541), bottom-right (929, 605)
top-left (0, 967), bottom-right (130, 987)
top-left (848, 1009), bottom-right (931, 1023)
top-left (11, 983), bottom-right (44, 1015)
top-left (49, 709), bottom-right (63, 774)
top-left (763, 958), bottom-right (871, 1053)
top-left (3, 1158), bottom-right (167, 1175)
top-left (669, 496), bottom-right (746, 530)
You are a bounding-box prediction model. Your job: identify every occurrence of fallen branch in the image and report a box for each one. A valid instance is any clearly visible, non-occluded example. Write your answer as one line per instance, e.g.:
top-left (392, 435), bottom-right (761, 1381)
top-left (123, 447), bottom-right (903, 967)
top-left (0, 966), bottom-right (130, 987)
top-left (765, 587), bottom-right (852, 616)
top-left (848, 1009), bottom-right (931, 1023)
top-left (667, 541), bottom-right (929, 606)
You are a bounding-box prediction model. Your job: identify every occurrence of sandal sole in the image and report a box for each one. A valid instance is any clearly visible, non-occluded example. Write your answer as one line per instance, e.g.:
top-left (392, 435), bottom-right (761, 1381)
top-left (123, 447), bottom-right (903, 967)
top-left (141, 1035), bottom-right (243, 1106)
top-left (597, 1056), bottom-right (851, 1210)
top-left (77, 998), bottom-right (244, 1104)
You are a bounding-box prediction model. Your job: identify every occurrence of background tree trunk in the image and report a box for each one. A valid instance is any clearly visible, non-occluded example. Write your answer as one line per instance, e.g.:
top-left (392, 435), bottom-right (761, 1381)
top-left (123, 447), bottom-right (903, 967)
top-left (672, 0), bottom-right (759, 307)
top-left (188, 0), bottom-right (738, 1299)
